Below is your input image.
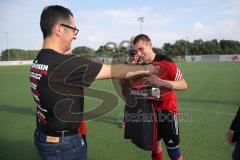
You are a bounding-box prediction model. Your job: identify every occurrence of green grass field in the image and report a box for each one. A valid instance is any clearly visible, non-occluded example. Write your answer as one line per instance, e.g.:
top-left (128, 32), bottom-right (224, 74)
top-left (0, 62), bottom-right (240, 160)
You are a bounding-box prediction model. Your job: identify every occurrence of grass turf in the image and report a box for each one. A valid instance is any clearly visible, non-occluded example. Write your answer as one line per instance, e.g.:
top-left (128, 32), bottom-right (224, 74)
top-left (0, 62), bottom-right (239, 159)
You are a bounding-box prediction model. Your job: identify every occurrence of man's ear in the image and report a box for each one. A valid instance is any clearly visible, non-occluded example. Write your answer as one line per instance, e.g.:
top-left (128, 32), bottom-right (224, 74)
top-left (55, 24), bottom-right (62, 36)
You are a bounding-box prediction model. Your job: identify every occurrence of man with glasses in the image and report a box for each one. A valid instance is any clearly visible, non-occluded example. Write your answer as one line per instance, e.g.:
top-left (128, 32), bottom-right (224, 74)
top-left (60, 23), bottom-right (79, 35)
top-left (31, 5), bottom-right (156, 160)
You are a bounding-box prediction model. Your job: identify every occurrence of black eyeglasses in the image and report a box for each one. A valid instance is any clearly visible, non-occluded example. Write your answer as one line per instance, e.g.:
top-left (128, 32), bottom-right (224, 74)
top-left (60, 24), bottom-right (79, 35)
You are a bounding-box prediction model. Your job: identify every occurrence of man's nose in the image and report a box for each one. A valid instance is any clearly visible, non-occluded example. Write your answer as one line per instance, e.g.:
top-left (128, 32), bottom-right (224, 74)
top-left (73, 34), bottom-right (77, 40)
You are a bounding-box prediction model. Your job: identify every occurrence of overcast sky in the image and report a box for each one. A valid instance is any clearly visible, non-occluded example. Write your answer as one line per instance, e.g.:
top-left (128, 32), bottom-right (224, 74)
top-left (0, 0), bottom-right (239, 52)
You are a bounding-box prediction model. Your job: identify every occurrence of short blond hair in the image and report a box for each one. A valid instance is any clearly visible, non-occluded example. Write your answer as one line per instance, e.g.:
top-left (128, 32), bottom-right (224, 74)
top-left (133, 34), bottom-right (151, 45)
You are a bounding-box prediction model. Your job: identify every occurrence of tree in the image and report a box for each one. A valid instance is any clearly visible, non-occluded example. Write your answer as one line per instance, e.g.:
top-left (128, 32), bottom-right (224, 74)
top-left (173, 40), bottom-right (191, 56)
top-left (162, 43), bottom-right (175, 56)
top-left (153, 47), bottom-right (163, 54)
top-left (1, 49), bottom-right (38, 60)
top-left (96, 45), bottom-right (115, 57)
top-left (190, 39), bottom-right (205, 55)
top-left (203, 40), bottom-right (222, 55)
top-left (220, 40), bottom-right (240, 54)
top-left (72, 46), bottom-right (95, 56)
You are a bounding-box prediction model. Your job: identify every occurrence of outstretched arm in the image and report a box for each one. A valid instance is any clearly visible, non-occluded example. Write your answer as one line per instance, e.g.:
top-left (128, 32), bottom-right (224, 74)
top-left (95, 64), bottom-right (156, 80)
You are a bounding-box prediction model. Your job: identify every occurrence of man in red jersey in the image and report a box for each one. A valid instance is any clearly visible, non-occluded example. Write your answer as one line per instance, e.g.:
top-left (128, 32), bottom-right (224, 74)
top-left (131, 34), bottom-right (188, 160)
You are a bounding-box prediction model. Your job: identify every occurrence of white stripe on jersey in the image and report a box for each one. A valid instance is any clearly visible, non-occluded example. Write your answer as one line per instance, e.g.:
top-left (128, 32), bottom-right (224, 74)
top-left (175, 69), bottom-right (179, 80)
top-left (175, 68), bottom-right (183, 80)
top-left (178, 73), bottom-right (182, 80)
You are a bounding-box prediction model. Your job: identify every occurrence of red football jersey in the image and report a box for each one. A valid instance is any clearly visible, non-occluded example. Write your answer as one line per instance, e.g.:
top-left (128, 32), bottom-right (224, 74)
top-left (151, 55), bottom-right (183, 115)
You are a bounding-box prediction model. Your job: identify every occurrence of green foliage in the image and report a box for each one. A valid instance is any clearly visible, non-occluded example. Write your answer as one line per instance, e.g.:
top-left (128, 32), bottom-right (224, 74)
top-left (152, 47), bottom-right (163, 54)
top-left (220, 40), bottom-right (240, 54)
top-left (71, 46), bottom-right (95, 56)
top-left (1, 49), bottom-right (38, 61)
top-left (1, 39), bottom-right (240, 61)
top-left (95, 45), bottom-right (117, 57)
top-left (163, 39), bottom-right (240, 56)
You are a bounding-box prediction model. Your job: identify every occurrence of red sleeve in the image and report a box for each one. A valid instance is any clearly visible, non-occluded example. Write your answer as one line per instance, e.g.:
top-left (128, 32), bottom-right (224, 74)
top-left (169, 63), bottom-right (183, 81)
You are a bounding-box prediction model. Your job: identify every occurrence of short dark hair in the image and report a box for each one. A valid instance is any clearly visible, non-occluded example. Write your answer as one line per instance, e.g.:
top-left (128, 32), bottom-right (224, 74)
top-left (128, 46), bottom-right (136, 57)
top-left (40, 5), bottom-right (73, 39)
top-left (133, 34), bottom-right (151, 45)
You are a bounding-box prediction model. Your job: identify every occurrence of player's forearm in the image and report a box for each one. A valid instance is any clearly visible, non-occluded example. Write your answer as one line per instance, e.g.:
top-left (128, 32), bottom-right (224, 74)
top-left (95, 64), bottom-right (156, 80)
top-left (111, 64), bottom-right (155, 79)
top-left (160, 79), bottom-right (188, 91)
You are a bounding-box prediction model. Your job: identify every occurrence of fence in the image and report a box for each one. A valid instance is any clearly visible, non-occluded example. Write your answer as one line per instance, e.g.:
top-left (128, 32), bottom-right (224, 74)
top-left (185, 54), bottom-right (240, 62)
top-left (0, 60), bottom-right (33, 66)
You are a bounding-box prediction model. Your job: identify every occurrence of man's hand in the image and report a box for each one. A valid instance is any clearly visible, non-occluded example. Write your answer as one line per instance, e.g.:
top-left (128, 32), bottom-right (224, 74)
top-left (144, 74), bottom-right (173, 89)
top-left (144, 64), bottom-right (159, 74)
top-left (226, 129), bottom-right (234, 145)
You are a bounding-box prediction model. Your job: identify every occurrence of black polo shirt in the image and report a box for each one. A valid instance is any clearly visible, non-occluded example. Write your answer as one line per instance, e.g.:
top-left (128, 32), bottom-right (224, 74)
top-left (30, 49), bottom-right (102, 132)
